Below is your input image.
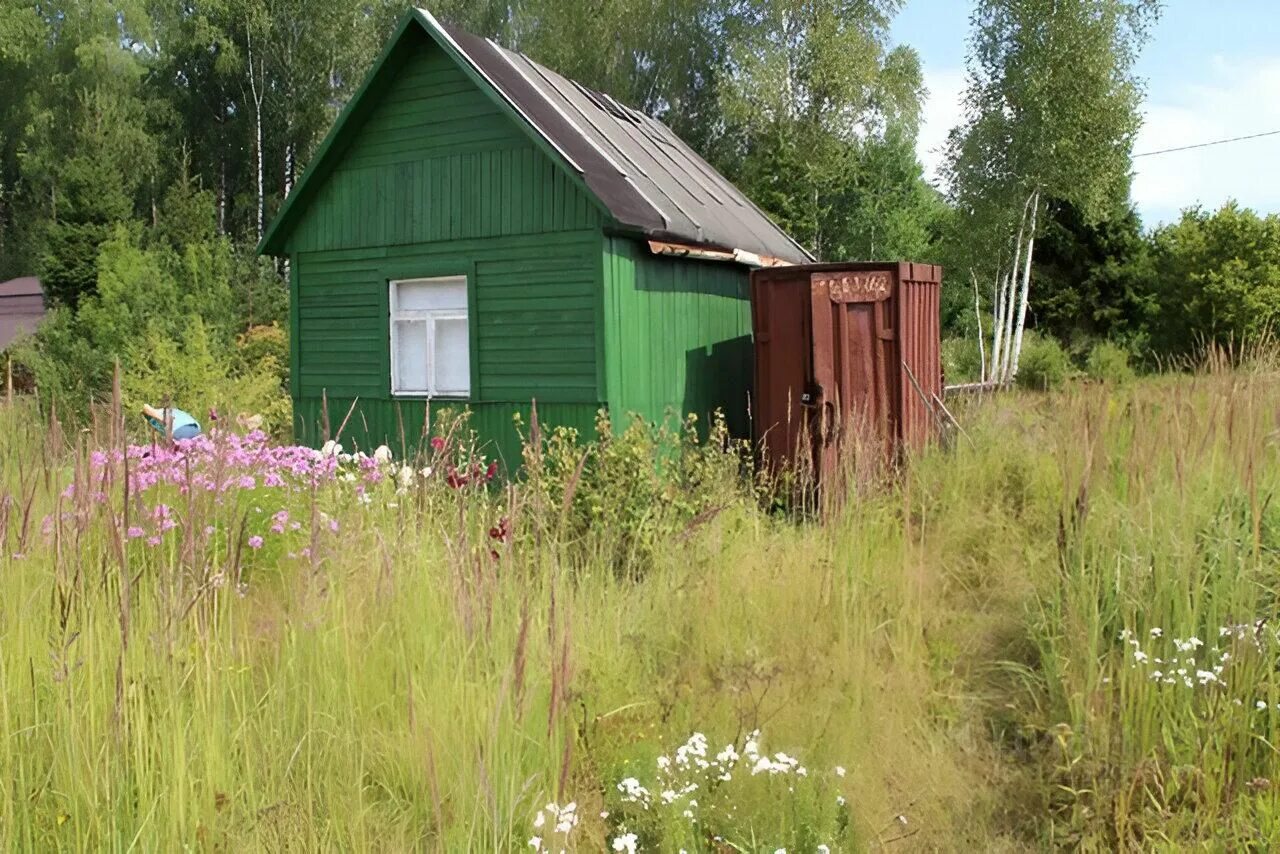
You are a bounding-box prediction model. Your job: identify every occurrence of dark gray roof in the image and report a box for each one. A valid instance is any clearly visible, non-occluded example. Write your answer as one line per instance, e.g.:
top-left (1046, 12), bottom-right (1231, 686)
top-left (0, 276), bottom-right (41, 298)
top-left (429, 13), bottom-right (812, 264)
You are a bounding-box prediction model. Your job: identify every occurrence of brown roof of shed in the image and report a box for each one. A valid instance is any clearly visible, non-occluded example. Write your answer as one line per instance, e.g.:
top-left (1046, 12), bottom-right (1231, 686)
top-left (260, 9), bottom-right (811, 265)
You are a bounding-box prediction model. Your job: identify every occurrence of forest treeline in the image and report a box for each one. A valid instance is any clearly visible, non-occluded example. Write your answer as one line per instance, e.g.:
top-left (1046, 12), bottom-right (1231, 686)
top-left (0, 0), bottom-right (1277, 420)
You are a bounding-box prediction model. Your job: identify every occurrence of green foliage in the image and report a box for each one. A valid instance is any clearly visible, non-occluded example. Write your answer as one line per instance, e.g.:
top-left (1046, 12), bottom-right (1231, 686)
top-left (14, 226), bottom-right (287, 425)
top-left (1015, 332), bottom-right (1072, 390)
top-left (941, 335), bottom-right (986, 385)
top-left (1147, 202), bottom-right (1280, 356)
top-left (1084, 340), bottom-right (1135, 383)
top-left (1033, 199), bottom-right (1156, 353)
top-left (520, 409), bottom-right (756, 576)
top-left (122, 316), bottom-right (291, 434)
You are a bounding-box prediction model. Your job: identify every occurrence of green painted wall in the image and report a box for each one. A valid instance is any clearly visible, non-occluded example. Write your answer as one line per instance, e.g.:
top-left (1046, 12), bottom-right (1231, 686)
top-left (602, 237), bottom-right (754, 437)
top-left (287, 29), bottom-right (605, 464)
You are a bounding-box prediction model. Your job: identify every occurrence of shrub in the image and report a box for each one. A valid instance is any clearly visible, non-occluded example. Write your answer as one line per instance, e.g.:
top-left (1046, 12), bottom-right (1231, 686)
top-left (1084, 340), bottom-right (1136, 383)
top-left (1016, 333), bottom-right (1072, 391)
top-left (942, 336), bottom-right (985, 385)
top-left (123, 317), bottom-right (291, 437)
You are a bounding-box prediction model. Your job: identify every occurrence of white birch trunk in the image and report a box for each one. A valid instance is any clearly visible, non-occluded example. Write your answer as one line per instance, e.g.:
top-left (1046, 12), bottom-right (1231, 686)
top-left (1010, 189), bottom-right (1041, 379)
top-left (997, 194), bottom-right (1034, 382)
top-left (990, 269), bottom-right (1006, 380)
top-left (971, 270), bottom-right (987, 384)
top-left (246, 14), bottom-right (265, 241)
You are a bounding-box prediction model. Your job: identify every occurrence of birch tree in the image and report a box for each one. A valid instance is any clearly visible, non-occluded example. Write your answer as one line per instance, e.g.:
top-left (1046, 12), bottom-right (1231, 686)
top-left (943, 0), bottom-right (1157, 383)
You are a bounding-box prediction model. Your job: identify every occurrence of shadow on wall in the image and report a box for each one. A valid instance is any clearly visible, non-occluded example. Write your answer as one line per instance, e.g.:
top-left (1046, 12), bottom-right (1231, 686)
top-left (683, 334), bottom-right (753, 440)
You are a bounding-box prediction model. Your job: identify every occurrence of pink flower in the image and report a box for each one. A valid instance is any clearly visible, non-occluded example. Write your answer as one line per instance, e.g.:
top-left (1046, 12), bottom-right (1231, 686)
top-left (146, 536), bottom-right (162, 547)
top-left (328, 519), bottom-right (339, 533)
top-left (127, 526), bottom-right (146, 539)
top-left (247, 535), bottom-right (264, 549)
top-left (430, 436), bottom-right (446, 452)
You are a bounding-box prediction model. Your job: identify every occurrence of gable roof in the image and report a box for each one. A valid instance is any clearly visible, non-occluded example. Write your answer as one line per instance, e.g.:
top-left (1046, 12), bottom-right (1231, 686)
top-left (259, 8), bottom-right (811, 265)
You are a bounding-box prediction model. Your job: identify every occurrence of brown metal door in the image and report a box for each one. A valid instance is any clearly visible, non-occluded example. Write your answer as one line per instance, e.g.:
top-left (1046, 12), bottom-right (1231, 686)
top-left (751, 272), bottom-right (813, 473)
top-left (809, 268), bottom-right (897, 481)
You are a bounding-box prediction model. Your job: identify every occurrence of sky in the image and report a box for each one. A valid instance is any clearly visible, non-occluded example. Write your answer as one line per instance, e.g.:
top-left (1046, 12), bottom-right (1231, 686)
top-left (891, 1), bottom-right (1280, 227)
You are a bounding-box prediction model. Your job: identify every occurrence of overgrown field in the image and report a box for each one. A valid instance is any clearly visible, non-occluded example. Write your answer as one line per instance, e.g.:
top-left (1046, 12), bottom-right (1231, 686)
top-left (3, 368), bottom-right (1280, 851)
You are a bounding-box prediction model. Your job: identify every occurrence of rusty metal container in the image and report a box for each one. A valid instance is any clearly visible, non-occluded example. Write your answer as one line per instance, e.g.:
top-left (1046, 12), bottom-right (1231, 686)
top-left (750, 262), bottom-right (942, 480)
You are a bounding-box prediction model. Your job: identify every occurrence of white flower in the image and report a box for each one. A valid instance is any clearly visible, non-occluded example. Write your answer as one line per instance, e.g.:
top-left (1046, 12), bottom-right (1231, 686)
top-left (1258, 700), bottom-right (1269, 710)
top-left (1150, 627), bottom-right (1162, 638)
top-left (320, 440), bottom-right (342, 457)
top-left (1132, 650), bottom-right (1149, 664)
top-left (1196, 670), bottom-right (1218, 685)
top-left (397, 465), bottom-right (415, 487)
top-left (836, 795), bottom-right (846, 807)
top-left (834, 765), bottom-right (846, 777)
top-left (818, 847), bottom-right (831, 854)
top-left (373, 444), bottom-right (393, 464)
top-left (528, 837), bottom-right (541, 850)
top-left (611, 832), bottom-right (638, 853)
top-left (656, 755), bottom-right (671, 770)
top-left (533, 812), bottom-right (545, 829)
top-left (660, 789), bottom-right (678, 805)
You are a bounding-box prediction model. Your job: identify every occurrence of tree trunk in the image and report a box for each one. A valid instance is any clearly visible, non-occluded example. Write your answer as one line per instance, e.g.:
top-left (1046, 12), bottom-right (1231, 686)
top-left (1010, 190), bottom-right (1041, 380)
top-left (990, 269), bottom-right (1005, 381)
top-left (971, 270), bottom-right (987, 384)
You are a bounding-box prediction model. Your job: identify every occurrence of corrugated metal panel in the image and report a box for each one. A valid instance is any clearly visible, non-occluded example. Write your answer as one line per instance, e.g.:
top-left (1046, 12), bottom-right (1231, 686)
top-left (751, 262), bottom-right (943, 479)
top-left (430, 15), bottom-right (812, 264)
top-left (602, 237), bottom-right (753, 436)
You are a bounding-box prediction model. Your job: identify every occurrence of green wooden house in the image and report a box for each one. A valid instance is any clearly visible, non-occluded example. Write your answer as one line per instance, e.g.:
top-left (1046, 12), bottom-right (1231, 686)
top-left (258, 8), bottom-right (810, 464)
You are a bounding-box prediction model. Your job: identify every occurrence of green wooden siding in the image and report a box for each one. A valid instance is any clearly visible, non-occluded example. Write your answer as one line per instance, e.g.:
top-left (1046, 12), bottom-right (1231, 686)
top-left (286, 28), bottom-right (602, 254)
top-left (293, 398), bottom-right (600, 473)
top-left (602, 237), bottom-right (754, 436)
top-left (287, 28), bottom-right (605, 461)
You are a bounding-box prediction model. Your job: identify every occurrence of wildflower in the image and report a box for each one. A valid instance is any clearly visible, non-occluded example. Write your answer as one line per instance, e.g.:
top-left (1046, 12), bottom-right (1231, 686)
top-left (1132, 650), bottom-right (1148, 664)
top-left (127, 526), bottom-right (146, 539)
top-left (836, 795), bottom-right (846, 806)
top-left (1258, 701), bottom-right (1269, 711)
top-left (430, 436), bottom-right (446, 452)
top-left (533, 812), bottom-right (545, 829)
top-left (611, 833), bottom-right (638, 854)
top-left (818, 847), bottom-right (831, 854)
top-left (656, 755), bottom-right (671, 771)
top-left (1150, 627), bottom-right (1162, 638)
top-left (528, 837), bottom-right (541, 850)
top-left (146, 536), bottom-right (162, 547)
top-left (248, 535), bottom-right (264, 549)
top-left (834, 765), bottom-right (846, 777)
top-left (373, 445), bottom-right (393, 464)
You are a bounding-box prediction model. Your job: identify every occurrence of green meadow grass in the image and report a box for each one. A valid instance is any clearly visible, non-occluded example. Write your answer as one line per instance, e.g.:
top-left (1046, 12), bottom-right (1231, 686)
top-left (2, 367), bottom-right (1279, 851)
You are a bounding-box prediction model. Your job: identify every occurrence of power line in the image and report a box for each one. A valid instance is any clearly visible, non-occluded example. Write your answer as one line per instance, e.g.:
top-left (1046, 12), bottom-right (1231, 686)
top-left (1133, 128), bottom-right (1280, 158)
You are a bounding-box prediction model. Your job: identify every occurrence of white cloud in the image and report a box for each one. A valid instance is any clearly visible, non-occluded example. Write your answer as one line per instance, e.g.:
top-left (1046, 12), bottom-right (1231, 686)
top-left (916, 66), bottom-right (966, 188)
top-left (1132, 55), bottom-right (1280, 226)
top-left (915, 57), bottom-right (1280, 227)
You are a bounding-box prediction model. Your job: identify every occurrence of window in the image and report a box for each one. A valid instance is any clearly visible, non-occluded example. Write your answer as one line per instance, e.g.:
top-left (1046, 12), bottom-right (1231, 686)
top-left (390, 276), bottom-right (471, 397)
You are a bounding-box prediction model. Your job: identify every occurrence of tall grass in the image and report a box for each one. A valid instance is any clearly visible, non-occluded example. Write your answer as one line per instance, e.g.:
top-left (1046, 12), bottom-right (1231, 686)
top-left (2, 364), bottom-right (1279, 850)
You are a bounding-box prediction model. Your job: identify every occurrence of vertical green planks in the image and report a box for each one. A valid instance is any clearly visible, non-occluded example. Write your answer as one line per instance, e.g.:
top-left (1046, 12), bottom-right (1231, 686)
top-left (601, 237), bottom-right (755, 437)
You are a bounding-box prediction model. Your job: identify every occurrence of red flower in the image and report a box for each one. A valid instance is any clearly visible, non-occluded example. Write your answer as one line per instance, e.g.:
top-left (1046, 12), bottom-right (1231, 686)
top-left (430, 436), bottom-right (446, 453)
top-left (484, 461), bottom-right (498, 481)
top-left (446, 467), bottom-right (468, 489)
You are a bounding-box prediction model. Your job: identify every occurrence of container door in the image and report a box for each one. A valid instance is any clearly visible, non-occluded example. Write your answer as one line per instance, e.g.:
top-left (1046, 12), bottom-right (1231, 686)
top-left (810, 269), bottom-right (898, 480)
top-left (751, 273), bottom-right (813, 474)
top-left (895, 263), bottom-right (943, 451)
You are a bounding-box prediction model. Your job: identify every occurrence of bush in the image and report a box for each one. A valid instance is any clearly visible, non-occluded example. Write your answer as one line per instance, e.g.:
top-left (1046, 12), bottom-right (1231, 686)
top-left (1084, 340), bottom-right (1136, 383)
top-left (942, 336), bottom-right (985, 385)
top-left (123, 317), bottom-right (291, 438)
top-left (1016, 333), bottom-right (1072, 391)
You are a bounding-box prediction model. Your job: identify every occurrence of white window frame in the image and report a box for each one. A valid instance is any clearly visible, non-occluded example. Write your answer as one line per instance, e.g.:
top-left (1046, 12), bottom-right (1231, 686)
top-left (389, 276), bottom-right (471, 398)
